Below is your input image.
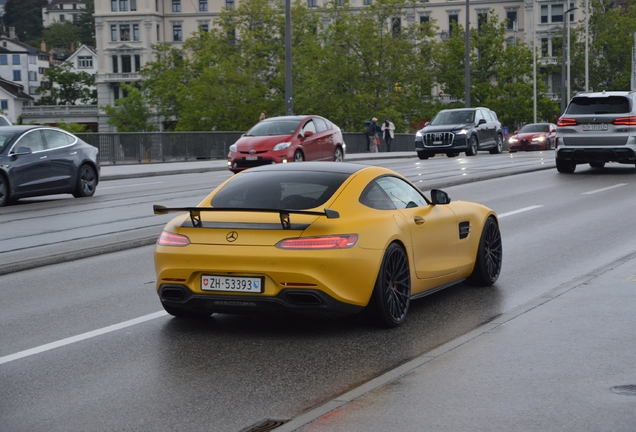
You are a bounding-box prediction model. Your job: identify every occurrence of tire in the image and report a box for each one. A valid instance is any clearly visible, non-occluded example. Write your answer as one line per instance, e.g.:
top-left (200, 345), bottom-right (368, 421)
top-left (334, 146), bottom-right (344, 162)
top-left (163, 304), bottom-right (211, 319)
top-left (489, 134), bottom-right (503, 154)
top-left (73, 164), bottom-right (97, 198)
top-left (466, 216), bottom-right (502, 286)
top-left (466, 135), bottom-right (478, 156)
top-left (589, 162), bottom-right (605, 168)
top-left (0, 174), bottom-right (9, 207)
top-left (368, 243), bottom-right (411, 328)
top-left (294, 150), bottom-right (304, 162)
top-left (446, 152), bottom-right (459, 158)
top-left (556, 158), bottom-right (576, 174)
top-left (417, 152), bottom-right (431, 160)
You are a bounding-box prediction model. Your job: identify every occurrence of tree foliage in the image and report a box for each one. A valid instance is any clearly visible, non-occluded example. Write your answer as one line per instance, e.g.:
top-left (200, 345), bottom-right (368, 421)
top-left (43, 22), bottom-right (81, 53)
top-left (3, 0), bottom-right (47, 43)
top-left (102, 83), bottom-right (156, 132)
top-left (35, 62), bottom-right (96, 105)
top-left (76, 0), bottom-right (96, 46)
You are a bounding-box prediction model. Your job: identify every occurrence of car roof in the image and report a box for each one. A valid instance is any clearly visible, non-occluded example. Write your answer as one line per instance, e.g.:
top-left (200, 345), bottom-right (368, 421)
top-left (262, 115), bottom-right (319, 122)
top-left (572, 91), bottom-right (636, 98)
top-left (240, 161), bottom-right (365, 175)
top-left (0, 125), bottom-right (53, 133)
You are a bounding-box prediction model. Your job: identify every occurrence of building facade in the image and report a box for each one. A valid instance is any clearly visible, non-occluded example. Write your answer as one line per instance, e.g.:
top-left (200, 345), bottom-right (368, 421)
top-left (93, 0), bottom-right (581, 131)
top-left (42, 0), bottom-right (87, 26)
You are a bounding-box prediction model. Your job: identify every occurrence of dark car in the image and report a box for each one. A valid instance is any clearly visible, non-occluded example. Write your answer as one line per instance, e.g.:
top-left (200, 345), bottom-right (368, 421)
top-left (0, 126), bottom-right (99, 207)
top-left (227, 115), bottom-right (346, 173)
top-left (414, 107), bottom-right (504, 159)
top-left (508, 123), bottom-right (557, 152)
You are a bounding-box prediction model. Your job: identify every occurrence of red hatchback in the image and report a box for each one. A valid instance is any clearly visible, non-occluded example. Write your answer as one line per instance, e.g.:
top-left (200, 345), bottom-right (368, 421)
top-left (227, 115), bottom-right (346, 173)
top-left (508, 123), bottom-right (557, 152)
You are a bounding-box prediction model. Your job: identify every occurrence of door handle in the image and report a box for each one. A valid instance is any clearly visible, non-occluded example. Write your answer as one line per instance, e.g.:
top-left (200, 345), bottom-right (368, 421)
top-left (414, 216), bottom-right (425, 225)
top-left (39, 155), bottom-right (48, 159)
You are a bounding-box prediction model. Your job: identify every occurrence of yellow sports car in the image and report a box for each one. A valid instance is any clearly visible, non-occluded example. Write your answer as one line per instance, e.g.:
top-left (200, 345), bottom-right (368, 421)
top-left (153, 162), bottom-right (502, 327)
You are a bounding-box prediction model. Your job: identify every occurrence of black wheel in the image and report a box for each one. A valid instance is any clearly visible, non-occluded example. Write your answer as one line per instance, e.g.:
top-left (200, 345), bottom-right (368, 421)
top-left (293, 150), bottom-right (305, 162)
top-left (163, 304), bottom-right (211, 319)
top-left (556, 158), bottom-right (576, 174)
top-left (0, 175), bottom-right (9, 207)
top-left (417, 152), bottom-right (432, 160)
top-left (466, 216), bottom-right (502, 286)
top-left (334, 146), bottom-right (344, 162)
top-left (489, 134), bottom-right (503, 154)
top-left (368, 243), bottom-right (411, 328)
top-left (589, 162), bottom-right (605, 168)
top-left (466, 135), bottom-right (478, 156)
top-left (73, 164), bottom-right (97, 198)
top-left (446, 152), bottom-right (459, 158)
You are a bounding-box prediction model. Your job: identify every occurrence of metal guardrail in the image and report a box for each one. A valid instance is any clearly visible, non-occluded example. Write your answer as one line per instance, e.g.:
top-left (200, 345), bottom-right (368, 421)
top-left (75, 132), bottom-right (416, 164)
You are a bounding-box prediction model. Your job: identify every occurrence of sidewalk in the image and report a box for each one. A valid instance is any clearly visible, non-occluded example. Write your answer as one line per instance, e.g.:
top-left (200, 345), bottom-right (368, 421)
top-left (275, 252), bottom-right (636, 432)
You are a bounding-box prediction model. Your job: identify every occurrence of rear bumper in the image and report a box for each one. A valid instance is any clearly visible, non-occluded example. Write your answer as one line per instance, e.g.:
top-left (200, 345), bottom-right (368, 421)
top-left (557, 147), bottom-right (636, 163)
top-left (158, 284), bottom-right (364, 316)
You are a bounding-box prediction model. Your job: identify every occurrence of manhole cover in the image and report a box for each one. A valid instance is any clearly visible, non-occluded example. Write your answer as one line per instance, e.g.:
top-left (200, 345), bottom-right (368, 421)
top-left (611, 384), bottom-right (636, 396)
top-left (239, 419), bottom-right (289, 432)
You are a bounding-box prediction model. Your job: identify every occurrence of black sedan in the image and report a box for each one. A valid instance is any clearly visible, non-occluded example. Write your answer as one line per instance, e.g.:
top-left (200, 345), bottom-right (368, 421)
top-left (0, 126), bottom-right (99, 207)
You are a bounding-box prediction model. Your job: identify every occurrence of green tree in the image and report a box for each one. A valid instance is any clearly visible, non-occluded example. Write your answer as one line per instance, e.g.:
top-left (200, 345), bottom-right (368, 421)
top-left (76, 0), bottom-right (96, 46)
top-left (3, 0), bottom-right (47, 43)
top-left (43, 22), bottom-right (81, 52)
top-left (35, 62), bottom-right (96, 105)
top-left (103, 83), bottom-right (155, 132)
top-left (55, 122), bottom-right (89, 133)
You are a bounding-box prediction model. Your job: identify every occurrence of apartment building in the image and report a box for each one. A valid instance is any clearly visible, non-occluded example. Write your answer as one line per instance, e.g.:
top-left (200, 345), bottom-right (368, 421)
top-left (0, 35), bottom-right (50, 101)
top-left (93, 0), bottom-right (581, 131)
top-left (42, 0), bottom-right (87, 26)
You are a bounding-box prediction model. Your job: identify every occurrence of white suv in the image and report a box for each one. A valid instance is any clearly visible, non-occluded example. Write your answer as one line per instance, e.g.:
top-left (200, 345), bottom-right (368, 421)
top-left (556, 91), bottom-right (636, 173)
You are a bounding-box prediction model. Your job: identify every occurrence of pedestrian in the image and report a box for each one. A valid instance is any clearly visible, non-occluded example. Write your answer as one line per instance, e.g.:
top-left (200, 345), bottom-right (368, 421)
top-left (381, 117), bottom-right (395, 152)
top-left (366, 117), bottom-right (380, 152)
top-left (259, 112), bottom-right (267, 122)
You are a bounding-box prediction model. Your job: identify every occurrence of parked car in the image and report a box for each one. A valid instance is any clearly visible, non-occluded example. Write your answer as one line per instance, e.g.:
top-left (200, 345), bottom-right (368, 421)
top-left (508, 123), bottom-right (557, 152)
top-left (227, 115), bottom-right (346, 173)
top-left (0, 126), bottom-right (99, 207)
top-left (153, 162), bottom-right (502, 328)
top-left (556, 90), bottom-right (636, 173)
top-left (414, 107), bottom-right (504, 159)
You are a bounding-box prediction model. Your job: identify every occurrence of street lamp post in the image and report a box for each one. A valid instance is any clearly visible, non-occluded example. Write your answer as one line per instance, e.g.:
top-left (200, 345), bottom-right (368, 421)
top-left (464, 0), bottom-right (470, 108)
top-left (560, 6), bottom-right (578, 113)
top-left (285, 0), bottom-right (293, 115)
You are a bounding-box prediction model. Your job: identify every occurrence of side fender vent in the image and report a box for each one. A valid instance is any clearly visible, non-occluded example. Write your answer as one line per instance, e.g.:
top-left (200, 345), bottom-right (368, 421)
top-left (459, 221), bottom-right (470, 239)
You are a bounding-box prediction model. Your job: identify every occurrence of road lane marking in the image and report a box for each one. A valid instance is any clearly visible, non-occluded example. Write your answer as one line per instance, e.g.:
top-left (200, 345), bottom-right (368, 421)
top-left (582, 183), bottom-right (627, 195)
top-left (100, 181), bottom-right (164, 190)
top-left (0, 311), bottom-right (167, 365)
top-left (497, 205), bottom-right (543, 218)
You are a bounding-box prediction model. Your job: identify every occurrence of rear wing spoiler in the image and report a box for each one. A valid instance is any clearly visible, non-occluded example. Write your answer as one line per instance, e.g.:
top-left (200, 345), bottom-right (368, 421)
top-left (153, 205), bottom-right (340, 230)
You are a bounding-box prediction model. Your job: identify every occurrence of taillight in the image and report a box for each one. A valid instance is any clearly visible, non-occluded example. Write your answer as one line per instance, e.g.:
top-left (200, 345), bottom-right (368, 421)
top-left (614, 116), bottom-right (636, 125)
top-left (157, 231), bottom-right (190, 246)
top-left (276, 235), bottom-right (358, 250)
top-left (557, 117), bottom-right (577, 127)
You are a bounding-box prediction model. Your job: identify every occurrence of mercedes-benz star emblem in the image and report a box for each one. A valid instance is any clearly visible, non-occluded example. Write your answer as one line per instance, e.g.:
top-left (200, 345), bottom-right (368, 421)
top-left (226, 231), bottom-right (238, 242)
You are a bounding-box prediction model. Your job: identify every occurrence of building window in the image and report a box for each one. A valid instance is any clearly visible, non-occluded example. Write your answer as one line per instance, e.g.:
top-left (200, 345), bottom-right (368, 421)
top-left (199, 0), bottom-right (208, 11)
top-left (541, 5), bottom-right (548, 23)
top-left (173, 24), bottom-right (182, 41)
top-left (157, 24), bottom-right (161, 41)
top-left (13, 70), bottom-right (21, 81)
top-left (449, 14), bottom-right (458, 35)
top-left (506, 11), bottom-right (517, 30)
top-left (199, 23), bottom-right (209, 32)
top-left (28, 71), bottom-right (38, 81)
top-left (73, 3), bottom-right (77, 9)
top-left (72, 14), bottom-right (79, 23)
top-left (131, 0), bottom-right (137, 11)
top-left (551, 4), bottom-right (564, 23)
top-left (111, 25), bottom-right (117, 41)
top-left (58, 3), bottom-right (64, 9)
top-left (134, 54), bottom-right (141, 71)
top-left (226, 0), bottom-right (234, 9)
top-left (0, 100), bottom-right (8, 110)
top-left (120, 24), bottom-right (131, 41)
top-left (172, 0), bottom-right (181, 12)
top-left (78, 56), bottom-right (93, 68)
top-left (392, 18), bottom-right (401, 37)
top-left (420, 15), bottom-right (429, 24)
top-left (121, 55), bottom-right (132, 73)
top-left (111, 0), bottom-right (117, 11)
top-left (478, 12), bottom-right (488, 30)
top-left (541, 37), bottom-right (549, 56)
top-left (0, 55), bottom-right (6, 65)
top-left (363, 0), bottom-right (372, 5)
top-left (12, 55), bottom-right (19, 65)
top-left (119, 0), bottom-right (129, 11)
top-left (60, 14), bottom-right (65, 22)
top-left (112, 55), bottom-right (118, 73)
top-left (308, 0), bottom-right (316, 7)
top-left (133, 24), bottom-right (140, 41)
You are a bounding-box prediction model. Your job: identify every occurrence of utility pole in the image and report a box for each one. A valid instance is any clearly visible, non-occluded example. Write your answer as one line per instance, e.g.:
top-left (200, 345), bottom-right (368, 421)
top-left (285, 0), bottom-right (293, 115)
top-left (560, 6), bottom-right (578, 113)
top-left (464, 0), bottom-right (470, 108)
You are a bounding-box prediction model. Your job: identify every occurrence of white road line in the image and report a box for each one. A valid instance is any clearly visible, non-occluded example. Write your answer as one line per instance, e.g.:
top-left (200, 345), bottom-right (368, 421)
top-left (582, 183), bottom-right (627, 195)
top-left (0, 311), bottom-right (167, 366)
top-left (100, 182), bottom-right (164, 190)
top-left (498, 205), bottom-right (544, 218)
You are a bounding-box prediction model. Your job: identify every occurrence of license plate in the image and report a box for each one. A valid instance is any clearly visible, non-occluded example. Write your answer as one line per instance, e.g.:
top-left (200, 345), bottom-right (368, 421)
top-left (201, 275), bottom-right (263, 293)
top-left (245, 156), bottom-right (258, 161)
top-left (582, 124), bottom-right (608, 131)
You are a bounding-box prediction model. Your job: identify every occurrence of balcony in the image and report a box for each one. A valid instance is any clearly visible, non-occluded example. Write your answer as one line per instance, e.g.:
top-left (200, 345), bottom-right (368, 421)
top-left (99, 72), bottom-right (141, 82)
top-left (22, 105), bottom-right (99, 117)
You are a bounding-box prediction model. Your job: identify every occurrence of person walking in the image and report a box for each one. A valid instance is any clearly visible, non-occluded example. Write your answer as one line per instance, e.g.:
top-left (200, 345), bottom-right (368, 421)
top-left (366, 117), bottom-right (379, 152)
top-left (381, 117), bottom-right (395, 152)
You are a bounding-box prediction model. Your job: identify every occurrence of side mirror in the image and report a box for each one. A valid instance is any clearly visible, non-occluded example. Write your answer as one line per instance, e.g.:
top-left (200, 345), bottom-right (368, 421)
top-left (430, 189), bottom-right (451, 205)
top-left (478, 119), bottom-right (487, 125)
top-left (303, 130), bottom-right (314, 138)
top-left (14, 147), bottom-right (32, 155)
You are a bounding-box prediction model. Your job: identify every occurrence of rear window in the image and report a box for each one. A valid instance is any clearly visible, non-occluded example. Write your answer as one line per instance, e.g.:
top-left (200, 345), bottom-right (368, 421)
top-left (211, 171), bottom-right (350, 210)
top-left (566, 96), bottom-right (631, 115)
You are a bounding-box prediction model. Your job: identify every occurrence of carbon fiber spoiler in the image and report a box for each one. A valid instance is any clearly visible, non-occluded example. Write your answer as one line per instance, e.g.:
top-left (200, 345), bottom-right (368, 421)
top-left (153, 205), bottom-right (340, 230)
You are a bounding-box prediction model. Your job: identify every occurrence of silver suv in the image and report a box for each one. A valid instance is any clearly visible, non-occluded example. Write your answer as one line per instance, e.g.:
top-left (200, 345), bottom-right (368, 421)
top-left (556, 91), bottom-right (636, 173)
